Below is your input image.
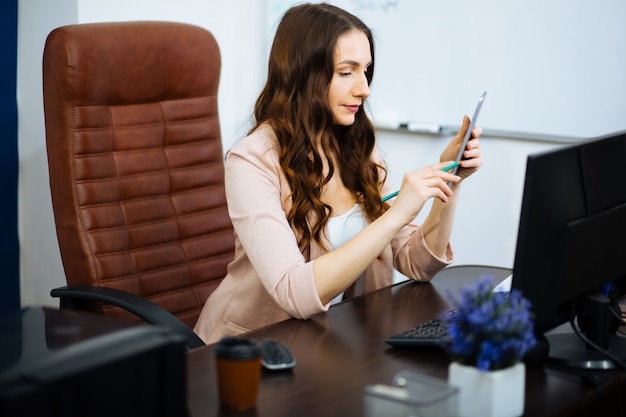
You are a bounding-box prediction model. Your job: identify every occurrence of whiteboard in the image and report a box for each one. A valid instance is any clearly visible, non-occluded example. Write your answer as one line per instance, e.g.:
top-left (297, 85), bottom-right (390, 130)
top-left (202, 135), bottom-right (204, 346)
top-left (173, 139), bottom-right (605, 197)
top-left (269, 0), bottom-right (626, 139)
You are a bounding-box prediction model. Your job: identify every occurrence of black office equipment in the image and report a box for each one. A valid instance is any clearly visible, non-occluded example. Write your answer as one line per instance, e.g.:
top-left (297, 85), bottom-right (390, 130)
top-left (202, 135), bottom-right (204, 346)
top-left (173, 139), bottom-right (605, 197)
top-left (385, 317), bottom-right (450, 347)
top-left (0, 307), bottom-right (188, 417)
top-left (511, 129), bottom-right (626, 369)
top-left (258, 339), bottom-right (296, 371)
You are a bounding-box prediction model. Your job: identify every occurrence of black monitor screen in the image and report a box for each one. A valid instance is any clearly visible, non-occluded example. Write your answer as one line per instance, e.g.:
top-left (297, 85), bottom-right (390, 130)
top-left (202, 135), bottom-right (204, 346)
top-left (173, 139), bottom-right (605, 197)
top-left (511, 129), bottom-right (626, 369)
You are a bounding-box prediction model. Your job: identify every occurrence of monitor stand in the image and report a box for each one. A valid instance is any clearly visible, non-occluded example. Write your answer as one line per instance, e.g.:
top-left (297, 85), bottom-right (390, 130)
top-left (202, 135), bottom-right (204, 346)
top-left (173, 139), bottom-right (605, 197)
top-left (545, 291), bottom-right (626, 370)
top-left (546, 331), bottom-right (626, 370)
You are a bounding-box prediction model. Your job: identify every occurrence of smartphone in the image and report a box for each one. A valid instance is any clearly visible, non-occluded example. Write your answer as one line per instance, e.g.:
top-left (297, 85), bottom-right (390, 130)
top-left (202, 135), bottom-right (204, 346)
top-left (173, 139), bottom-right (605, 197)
top-left (450, 91), bottom-right (487, 176)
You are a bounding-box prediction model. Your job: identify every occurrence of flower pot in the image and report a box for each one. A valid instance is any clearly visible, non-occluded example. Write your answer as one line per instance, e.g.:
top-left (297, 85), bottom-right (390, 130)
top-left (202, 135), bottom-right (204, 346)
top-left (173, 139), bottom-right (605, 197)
top-left (448, 362), bottom-right (525, 417)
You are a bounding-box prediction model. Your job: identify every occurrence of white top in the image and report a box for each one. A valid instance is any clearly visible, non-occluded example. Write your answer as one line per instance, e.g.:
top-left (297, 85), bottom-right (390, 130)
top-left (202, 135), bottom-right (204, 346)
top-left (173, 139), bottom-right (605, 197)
top-left (326, 204), bottom-right (368, 305)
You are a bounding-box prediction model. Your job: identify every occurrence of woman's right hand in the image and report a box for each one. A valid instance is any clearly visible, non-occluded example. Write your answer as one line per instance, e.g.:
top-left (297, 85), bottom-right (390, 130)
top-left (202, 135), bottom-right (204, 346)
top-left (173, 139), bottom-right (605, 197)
top-left (386, 161), bottom-right (460, 225)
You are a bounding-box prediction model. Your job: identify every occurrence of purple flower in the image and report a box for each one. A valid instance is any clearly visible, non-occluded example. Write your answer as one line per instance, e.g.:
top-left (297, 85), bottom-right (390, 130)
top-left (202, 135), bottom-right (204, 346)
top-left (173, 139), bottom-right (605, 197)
top-left (440, 277), bottom-right (537, 371)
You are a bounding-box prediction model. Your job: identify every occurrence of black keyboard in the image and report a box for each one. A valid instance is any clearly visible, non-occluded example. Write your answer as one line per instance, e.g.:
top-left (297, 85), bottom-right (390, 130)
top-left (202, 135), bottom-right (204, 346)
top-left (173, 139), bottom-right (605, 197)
top-left (385, 313), bottom-right (454, 347)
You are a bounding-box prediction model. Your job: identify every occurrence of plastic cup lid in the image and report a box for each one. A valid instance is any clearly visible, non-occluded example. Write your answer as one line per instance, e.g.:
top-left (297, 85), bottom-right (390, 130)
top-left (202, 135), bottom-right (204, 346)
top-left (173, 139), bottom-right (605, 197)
top-left (214, 337), bottom-right (261, 359)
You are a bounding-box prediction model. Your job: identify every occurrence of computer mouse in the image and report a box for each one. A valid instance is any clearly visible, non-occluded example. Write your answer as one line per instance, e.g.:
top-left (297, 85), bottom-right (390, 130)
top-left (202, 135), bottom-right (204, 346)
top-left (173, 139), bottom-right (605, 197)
top-left (258, 339), bottom-right (296, 371)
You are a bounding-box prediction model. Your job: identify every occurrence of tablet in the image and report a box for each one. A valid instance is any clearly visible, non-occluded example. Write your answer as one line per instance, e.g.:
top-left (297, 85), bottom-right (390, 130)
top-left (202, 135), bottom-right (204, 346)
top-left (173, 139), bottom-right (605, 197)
top-left (451, 91), bottom-right (487, 175)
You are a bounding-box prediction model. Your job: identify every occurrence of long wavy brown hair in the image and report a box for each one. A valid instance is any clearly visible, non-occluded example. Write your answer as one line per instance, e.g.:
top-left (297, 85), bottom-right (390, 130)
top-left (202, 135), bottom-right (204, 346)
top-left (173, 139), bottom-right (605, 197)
top-left (251, 3), bottom-right (388, 257)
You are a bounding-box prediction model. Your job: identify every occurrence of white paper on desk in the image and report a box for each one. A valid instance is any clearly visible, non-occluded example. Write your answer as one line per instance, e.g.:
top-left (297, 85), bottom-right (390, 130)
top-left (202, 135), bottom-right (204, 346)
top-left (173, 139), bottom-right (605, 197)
top-left (492, 274), bottom-right (512, 292)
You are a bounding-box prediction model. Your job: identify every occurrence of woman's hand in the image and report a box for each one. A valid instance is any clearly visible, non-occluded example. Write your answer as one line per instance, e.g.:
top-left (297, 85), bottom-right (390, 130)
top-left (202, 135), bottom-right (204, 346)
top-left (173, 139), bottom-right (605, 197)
top-left (387, 162), bottom-right (461, 226)
top-left (440, 115), bottom-right (483, 180)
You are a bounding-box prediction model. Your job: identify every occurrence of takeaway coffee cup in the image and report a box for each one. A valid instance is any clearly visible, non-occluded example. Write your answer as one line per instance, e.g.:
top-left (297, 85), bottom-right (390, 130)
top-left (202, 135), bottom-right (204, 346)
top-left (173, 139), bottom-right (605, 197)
top-left (214, 337), bottom-right (262, 410)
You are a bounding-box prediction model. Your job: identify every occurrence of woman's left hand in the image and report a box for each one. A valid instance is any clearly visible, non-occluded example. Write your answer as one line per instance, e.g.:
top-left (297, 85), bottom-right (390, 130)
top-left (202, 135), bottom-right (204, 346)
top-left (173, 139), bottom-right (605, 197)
top-left (440, 115), bottom-right (483, 180)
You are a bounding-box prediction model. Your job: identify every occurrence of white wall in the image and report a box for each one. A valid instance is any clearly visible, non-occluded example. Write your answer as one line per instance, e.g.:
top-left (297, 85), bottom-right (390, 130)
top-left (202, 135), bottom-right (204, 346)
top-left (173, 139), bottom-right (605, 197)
top-left (18, 0), bottom-right (77, 308)
top-left (17, 0), bottom-right (561, 307)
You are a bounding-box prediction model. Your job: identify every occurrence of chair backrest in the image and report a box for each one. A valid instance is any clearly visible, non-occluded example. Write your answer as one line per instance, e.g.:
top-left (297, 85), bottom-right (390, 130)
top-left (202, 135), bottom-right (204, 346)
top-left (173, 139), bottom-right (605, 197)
top-left (43, 21), bottom-right (234, 329)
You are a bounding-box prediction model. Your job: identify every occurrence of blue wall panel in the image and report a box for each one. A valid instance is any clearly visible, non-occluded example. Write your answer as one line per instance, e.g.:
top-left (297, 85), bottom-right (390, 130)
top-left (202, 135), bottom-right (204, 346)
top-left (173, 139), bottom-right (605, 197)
top-left (1, 0), bottom-right (20, 312)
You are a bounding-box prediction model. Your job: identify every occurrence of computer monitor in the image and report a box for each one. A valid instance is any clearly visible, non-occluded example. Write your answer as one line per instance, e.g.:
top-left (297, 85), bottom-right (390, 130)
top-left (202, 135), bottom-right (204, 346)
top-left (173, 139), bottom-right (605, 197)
top-left (511, 129), bottom-right (626, 370)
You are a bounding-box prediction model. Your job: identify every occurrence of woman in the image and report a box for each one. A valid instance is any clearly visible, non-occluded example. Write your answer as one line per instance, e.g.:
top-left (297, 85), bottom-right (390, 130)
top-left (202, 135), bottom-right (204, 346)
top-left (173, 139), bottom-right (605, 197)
top-left (194, 3), bottom-right (483, 344)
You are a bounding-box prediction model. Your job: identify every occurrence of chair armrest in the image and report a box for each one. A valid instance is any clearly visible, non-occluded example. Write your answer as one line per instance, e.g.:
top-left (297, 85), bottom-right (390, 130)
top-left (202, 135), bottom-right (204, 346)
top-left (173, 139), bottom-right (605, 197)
top-left (50, 286), bottom-right (205, 350)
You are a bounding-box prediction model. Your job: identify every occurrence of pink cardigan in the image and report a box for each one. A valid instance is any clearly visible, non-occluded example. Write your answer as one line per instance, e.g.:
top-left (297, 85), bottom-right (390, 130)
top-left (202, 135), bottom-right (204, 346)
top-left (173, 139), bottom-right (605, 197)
top-left (194, 125), bottom-right (452, 344)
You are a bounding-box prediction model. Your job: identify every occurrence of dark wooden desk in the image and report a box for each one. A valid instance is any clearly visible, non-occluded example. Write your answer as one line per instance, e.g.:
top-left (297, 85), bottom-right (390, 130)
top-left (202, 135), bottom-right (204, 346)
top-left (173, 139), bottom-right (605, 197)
top-left (186, 265), bottom-right (626, 417)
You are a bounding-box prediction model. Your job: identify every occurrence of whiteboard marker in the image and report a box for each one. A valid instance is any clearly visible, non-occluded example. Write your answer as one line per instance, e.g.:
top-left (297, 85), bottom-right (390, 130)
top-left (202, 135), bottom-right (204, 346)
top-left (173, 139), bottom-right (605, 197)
top-left (399, 122), bottom-right (442, 134)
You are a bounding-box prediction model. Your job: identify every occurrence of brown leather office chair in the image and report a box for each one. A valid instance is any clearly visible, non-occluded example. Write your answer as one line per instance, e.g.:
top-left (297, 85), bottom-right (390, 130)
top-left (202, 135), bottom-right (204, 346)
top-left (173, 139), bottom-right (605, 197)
top-left (42, 21), bottom-right (234, 349)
